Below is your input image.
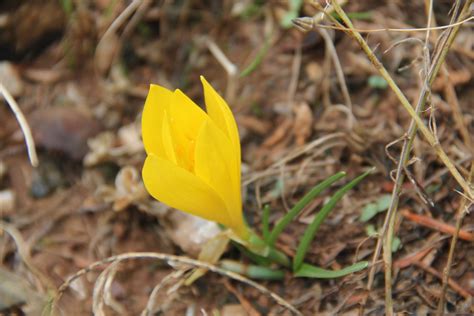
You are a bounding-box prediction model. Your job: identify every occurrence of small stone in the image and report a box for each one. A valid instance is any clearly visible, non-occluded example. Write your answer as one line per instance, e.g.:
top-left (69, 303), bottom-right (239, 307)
top-left (221, 304), bottom-right (247, 316)
top-left (0, 190), bottom-right (15, 215)
top-left (0, 62), bottom-right (24, 97)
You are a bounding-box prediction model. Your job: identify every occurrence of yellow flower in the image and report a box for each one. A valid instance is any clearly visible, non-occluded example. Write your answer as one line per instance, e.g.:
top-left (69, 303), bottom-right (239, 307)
top-left (142, 76), bottom-right (248, 239)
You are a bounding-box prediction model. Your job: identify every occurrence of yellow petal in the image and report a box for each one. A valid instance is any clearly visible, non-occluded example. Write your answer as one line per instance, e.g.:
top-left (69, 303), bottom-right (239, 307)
top-left (161, 111), bottom-right (177, 164)
top-left (142, 154), bottom-right (233, 227)
top-left (200, 76), bottom-right (241, 164)
top-left (167, 89), bottom-right (208, 171)
top-left (194, 119), bottom-right (244, 231)
top-left (142, 84), bottom-right (173, 156)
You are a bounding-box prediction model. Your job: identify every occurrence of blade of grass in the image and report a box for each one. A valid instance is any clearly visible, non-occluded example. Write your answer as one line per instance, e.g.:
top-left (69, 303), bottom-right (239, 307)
top-left (240, 34), bottom-right (273, 77)
top-left (293, 168), bottom-right (373, 271)
top-left (268, 171), bottom-right (346, 246)
top-left (220, 260), bottom-right (285, 280)
top-left (294, 261), bottom-right (368, 278)
top-left (262, 204), bottom-right (271, 242)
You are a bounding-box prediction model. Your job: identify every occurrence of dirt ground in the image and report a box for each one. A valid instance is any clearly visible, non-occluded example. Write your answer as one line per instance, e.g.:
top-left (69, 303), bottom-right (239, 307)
top-left (0, 0), bottom-right (473, 315)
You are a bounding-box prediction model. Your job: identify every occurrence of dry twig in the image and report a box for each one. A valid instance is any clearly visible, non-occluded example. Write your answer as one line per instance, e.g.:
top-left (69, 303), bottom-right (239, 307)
top-left (53, 252), bottom-right (302, 315)
top-left (0, 83), bottom-right (38, 167)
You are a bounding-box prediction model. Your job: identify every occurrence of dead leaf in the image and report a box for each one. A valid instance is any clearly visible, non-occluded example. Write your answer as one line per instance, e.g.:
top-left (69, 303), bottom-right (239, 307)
top-left (293, 102), bottom-right (313, 145)
top-left (263, 118), bottom-right (293, 148)
top-left (95, 32), bottom-right (121, 75)
top-left (29, 107), bottom-right (101, 160)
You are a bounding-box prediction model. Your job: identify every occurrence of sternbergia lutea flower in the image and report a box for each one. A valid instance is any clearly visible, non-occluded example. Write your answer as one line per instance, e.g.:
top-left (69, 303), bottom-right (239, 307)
top-left (142, 76), bottom-right (248, 239)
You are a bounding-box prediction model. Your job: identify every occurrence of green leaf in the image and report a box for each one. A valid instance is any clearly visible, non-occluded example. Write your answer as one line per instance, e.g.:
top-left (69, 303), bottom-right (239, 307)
top-left (360, 203), bottom-right (378, 222)
top-left (60, 0), bottom-right (73, 16)
top-left (280, 0), bottom-right (304, 29)
top-left (331, 11), bottom-right (373, 21)
top-left (360, 194), bottom-right (392, 222)
top-left (268, 172), bottom-right (347, 246)
top-left (392, 237), bottom-right (402, 252)
top-left (365, 224), bottom-right (377, 237)
top-left (220, 260), bottom-right (285, 280)
top-left (233, 242), bottom-right (271, 266)
top-left (368, 75), bottom-right (388, 89)
top-left (293, 168), bottom-right (374, 271)
top-left (294, 261), bottom-right (368, 278)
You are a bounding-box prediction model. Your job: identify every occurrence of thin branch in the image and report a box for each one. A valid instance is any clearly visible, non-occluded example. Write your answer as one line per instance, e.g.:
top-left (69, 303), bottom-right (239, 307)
top-left (53, 252), bottom-right (302, 316)
top-left (294, 14), bottom-right (474, 34)
top-left (437, 162), bottom-right (474, 314)
top-left (205, 38), bottom-right (239, 105)
top-left (317, 28), bottom-right (353, 111)
top-left (330, 1), bottom-right (472, 198)
top-left (0, 83), bottom-right (38, 167)
top-left (361, 2), bottom-right (470, 309)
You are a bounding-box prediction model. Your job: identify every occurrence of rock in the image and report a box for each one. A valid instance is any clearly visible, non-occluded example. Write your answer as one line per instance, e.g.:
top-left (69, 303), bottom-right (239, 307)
top-left (0, 62), bottom-right (23, 97)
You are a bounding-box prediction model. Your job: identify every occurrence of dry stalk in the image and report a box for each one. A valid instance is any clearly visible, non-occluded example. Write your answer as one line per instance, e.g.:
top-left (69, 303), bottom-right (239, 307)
top-left (141, 270), bottom-right (185, 316)
top-left (205, 38), bottom-right (239, 105)
top-left (316, 28), bottom-right (353, 111)
top-left (299, 13), bottom-right (474, 34)
top-left (330, 0), bottom-right (472, 199)
top-left (0, 222), bottom-right (56, 294)
top-left (0, 83), bottom-right (39, 167)
top-left (315, 1), bottom-right (472, 314)
top-left (53, 252), bottom-right (302, 316)
top-left (437, 163), bottom-right (474, 314)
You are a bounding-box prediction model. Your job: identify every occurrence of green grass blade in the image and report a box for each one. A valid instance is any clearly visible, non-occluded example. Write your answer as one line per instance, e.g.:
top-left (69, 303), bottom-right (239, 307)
top-left (293, 168), bottom-right (373, 271)
top-left (240, 35), bottom-right (272, 77)
top-left (268, 172), bottom-right (346, 246)
top-left (262, 204), bottom-right (271, 242)
top-left (220, 260), bottom-right (285, 280)
top-left (294, 261), bottom-right (368, 278)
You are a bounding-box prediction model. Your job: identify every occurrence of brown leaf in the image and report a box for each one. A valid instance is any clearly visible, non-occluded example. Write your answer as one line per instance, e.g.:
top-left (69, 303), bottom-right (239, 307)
top-left (262, 118), bottom-right (293, 148)
top-left (95, 32), bottom-right (121, 75)
top-left (29, 107), bottom-right (101, 160)
top-left (293, 102), bottom-right (313, 145)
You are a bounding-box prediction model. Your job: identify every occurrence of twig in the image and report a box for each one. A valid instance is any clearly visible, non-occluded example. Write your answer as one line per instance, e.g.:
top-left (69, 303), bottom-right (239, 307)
top-left (205, 38), bottom-right (239, 105)
top-left (287, 42), bottom-right (302, 110)
top-left (316, 28), bottom-right (353, 111)
top-left (0, 222), bottom-right (55, 293)
top-left (0, 83), bottom-right (38, 167)
top-left (99, 0), bottom-right (142, 44)
top-left (324, 1), bottom-right (473, 315)
top-left (437, 163), bottom-right (474, 314)
top-left (295, 15), bottom-right (474, 34)
top-left (330, 0), bottom-right (472, 198)
top-left (415, 262), bottom-right (473, 299)
top-left (400, 209), bottom-right (474, 241)
top-left (142, 270), bottom-right (185, 316)
top-left (121, 0), bottom-right (152, 39)
top-left (442, 68), bottom-right (473, 150)
top-left (53, 252), bottom-right (302, 316)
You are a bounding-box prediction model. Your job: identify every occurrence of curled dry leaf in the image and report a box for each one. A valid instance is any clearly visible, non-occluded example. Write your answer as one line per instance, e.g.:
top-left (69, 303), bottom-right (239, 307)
top-left (95, 32), bottom-right (121, 75)
top-left (84, 123), bottom-right (143, 166)
top-left (166, 212), bottom-right (222, 257)
top-left (112, 166), bottom-right (147, 211)
top-left (263, 118), bottom-right (293, 148)
top-left (293, 102), bottom-right (313, 145)
top-left (90, 166), bottom-right (148, 212)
